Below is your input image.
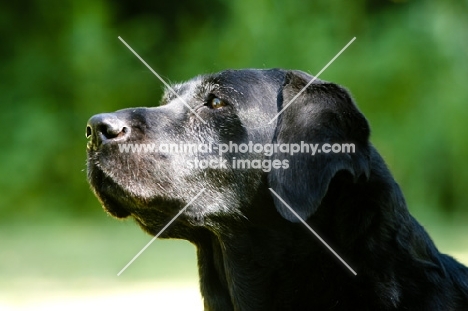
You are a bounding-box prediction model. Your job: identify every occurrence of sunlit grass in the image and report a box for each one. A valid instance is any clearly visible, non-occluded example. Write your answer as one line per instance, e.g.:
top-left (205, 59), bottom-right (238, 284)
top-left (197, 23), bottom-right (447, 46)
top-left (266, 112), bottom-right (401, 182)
top-left (1, 218), bottom-right (467, 310)
top-left (0, 219), bottom-right (201, 310)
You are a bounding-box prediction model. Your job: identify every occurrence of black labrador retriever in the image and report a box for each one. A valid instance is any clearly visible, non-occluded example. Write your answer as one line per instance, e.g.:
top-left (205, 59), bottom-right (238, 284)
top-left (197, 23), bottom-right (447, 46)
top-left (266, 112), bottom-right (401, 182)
top-left (86, 69), bottom-right (468, 310)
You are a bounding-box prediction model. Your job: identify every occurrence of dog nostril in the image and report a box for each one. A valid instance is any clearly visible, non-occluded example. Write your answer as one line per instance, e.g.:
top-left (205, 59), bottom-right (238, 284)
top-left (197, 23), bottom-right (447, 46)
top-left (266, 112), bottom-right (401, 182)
top-left (87, 113), bottom-right (130, 147)
top-left (86, 126), bottom-right (92, 139)
top-left (99, 123), bottom-right (127, 140)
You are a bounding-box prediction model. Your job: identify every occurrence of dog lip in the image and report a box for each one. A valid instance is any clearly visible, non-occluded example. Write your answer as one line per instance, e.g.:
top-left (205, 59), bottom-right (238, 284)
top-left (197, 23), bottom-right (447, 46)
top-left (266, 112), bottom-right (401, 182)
top-left (103, 202), bottom-right (131, 218)
top-left (87, 164), bottom-right (132, 218)
top-left (92, 184), bottom-right (132, 219)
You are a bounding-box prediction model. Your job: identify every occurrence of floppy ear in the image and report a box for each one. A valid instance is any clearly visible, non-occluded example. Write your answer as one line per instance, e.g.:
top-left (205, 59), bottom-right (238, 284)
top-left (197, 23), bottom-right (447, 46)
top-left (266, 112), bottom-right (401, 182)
top-left (268, 70), bottom-right (371, 222)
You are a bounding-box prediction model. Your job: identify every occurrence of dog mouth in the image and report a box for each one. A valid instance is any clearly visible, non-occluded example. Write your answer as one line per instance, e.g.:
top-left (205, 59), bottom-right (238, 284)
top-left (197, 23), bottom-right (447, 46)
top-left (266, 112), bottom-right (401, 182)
top-left (87, 162), bottom-right (199, 238)
top-left (86, 158), bottom-right (183, 223)
top-left (87, 163), bottom-right (132, 218)
top-left (97, 192), bottom-right (132, 219)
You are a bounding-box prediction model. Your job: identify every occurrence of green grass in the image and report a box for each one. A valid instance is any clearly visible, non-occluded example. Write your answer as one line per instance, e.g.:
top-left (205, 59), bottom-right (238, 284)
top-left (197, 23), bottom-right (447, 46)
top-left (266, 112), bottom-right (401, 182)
top-left (418, 222), bottom-right (468, 263)
top-left (0, 218), bottom-right (200, 308)
top-left (1, 217), bottom-right (467, 309)
top-left (0, 218), bottom-right (199, 281)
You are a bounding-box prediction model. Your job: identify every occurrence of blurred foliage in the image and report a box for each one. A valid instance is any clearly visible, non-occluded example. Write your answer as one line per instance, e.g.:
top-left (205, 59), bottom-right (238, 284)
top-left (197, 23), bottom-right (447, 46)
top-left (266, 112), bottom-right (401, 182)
top-left (0, 0), bottom-right (467, 223)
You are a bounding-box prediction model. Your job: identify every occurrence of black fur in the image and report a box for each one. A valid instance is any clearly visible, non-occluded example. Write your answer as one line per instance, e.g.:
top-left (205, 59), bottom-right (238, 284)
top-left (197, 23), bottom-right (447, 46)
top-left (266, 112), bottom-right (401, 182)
top-left (86, 69), bottom-right (468, 310)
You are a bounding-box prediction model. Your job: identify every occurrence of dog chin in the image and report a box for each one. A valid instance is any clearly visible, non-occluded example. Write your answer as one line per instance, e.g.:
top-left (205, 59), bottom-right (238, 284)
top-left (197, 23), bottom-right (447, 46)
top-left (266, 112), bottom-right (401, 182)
top-left (102, 200), bottom-right (131, 218)
top-left (87, 168), bottom-right (131, 218)
top-left (93, 188), bottom-right (132, 219)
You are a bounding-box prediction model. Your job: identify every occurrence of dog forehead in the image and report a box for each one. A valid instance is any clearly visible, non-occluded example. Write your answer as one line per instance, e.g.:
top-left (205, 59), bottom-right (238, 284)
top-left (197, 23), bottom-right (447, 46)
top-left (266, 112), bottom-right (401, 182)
top-left (212, 69), bottom-right (286, 89)
top-left (167, 69), bottom-right (285, 98)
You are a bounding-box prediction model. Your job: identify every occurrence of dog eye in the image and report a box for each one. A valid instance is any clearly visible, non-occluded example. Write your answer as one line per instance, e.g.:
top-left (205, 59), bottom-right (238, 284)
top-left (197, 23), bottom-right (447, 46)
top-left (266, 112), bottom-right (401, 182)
top-left (208, 97), bottom-right (226, 109)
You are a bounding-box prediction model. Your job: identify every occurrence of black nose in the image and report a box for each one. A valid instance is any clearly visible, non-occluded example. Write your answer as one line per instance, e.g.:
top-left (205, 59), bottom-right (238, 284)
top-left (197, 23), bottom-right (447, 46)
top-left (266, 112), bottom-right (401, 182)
top-left (86, 113), bottom-right (130, 148)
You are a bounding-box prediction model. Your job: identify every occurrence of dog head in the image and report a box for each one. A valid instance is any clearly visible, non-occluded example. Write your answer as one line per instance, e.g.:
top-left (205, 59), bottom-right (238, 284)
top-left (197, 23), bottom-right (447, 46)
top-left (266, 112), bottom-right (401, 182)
top-left (86, 69), bottom-right (370, 235)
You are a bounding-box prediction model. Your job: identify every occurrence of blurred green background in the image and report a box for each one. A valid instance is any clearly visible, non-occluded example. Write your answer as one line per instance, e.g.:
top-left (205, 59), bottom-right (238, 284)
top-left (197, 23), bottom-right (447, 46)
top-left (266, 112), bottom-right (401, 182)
top-left (1, 0), bottom-right (468, 309)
